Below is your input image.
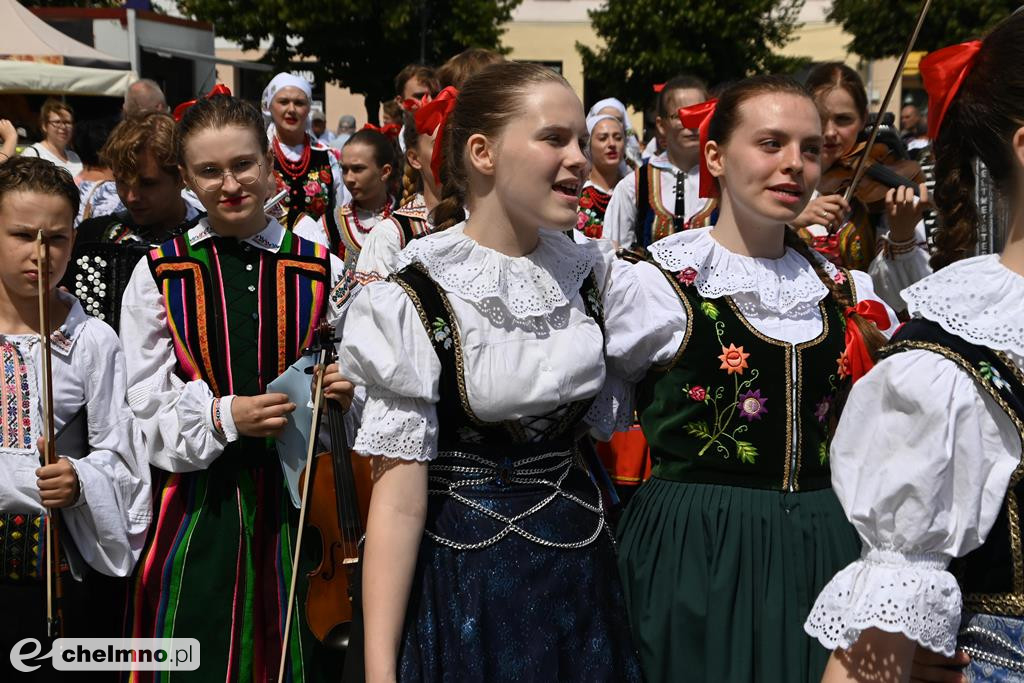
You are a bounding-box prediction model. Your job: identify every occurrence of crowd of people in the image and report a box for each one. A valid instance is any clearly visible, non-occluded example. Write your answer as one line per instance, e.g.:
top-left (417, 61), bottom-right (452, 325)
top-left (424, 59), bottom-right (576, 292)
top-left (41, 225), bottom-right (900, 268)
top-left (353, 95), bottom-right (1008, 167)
top-left (0, 11), bottom-right (1023, 683)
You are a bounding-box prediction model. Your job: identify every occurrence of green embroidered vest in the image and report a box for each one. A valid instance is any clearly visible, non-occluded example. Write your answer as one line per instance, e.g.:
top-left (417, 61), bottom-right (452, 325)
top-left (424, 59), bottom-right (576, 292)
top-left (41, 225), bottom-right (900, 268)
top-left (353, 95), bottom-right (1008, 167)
top-left (637, 267), bottom-right (854, 491)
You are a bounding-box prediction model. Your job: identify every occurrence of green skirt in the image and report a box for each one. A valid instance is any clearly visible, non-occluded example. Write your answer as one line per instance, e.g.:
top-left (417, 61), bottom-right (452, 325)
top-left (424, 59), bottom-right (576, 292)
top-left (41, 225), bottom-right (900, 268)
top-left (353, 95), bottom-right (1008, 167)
top-left (617, 478), bottom-right (860, 683)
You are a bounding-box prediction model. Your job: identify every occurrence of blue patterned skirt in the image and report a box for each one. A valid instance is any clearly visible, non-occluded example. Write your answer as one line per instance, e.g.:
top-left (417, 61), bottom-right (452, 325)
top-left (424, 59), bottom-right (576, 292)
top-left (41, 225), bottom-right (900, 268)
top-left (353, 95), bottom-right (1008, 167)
top-left (396, 448), bottom-right (642, 682)
top-left (961, 612), bottom-right (1024, 682)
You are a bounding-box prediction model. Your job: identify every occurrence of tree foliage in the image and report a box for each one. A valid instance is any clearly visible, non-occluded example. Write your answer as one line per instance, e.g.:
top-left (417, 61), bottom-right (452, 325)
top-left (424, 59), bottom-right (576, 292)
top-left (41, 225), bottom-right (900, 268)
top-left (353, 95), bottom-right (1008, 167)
top-left (828, 0), bottom-right (1019, 59)
top-left (578, 0), bottom-right (808, 112)
top-left (177, 0), bottom-right (520, 121)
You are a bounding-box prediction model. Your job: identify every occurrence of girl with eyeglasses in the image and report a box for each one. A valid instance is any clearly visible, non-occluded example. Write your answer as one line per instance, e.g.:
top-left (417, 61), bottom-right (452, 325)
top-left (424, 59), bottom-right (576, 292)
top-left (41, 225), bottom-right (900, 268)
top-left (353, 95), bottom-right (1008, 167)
top-left (23, 99), bottom-right (82, 178)
top-left (119, 94), bottom-right (356, 683)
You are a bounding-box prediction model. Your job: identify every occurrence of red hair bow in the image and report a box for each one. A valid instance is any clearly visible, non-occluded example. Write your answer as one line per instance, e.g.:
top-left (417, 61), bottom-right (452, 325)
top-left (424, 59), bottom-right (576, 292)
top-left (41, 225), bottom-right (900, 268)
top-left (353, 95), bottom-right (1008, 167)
top-left (920, 40), bottom-right (982, 139)
top-left (362, 122), bottom-right (402, 139)
top-left (678, 98), bottom-right (718, 198)
top-left (401, 93), bottom-right (433, 112)
top-left (173, 83), bottom-right (232, 122)
top-left (413, 86), bottom-right (459, 186)
top-left (653, 82), bottom-right (666, 93)
top-left (843, 299), bottom-right (892, 383)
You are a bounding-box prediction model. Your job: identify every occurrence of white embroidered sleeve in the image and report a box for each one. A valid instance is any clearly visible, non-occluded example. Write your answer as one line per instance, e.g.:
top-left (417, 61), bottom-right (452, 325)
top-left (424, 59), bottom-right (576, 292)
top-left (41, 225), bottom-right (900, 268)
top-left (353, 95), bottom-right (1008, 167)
top-left (602, 172), bottom-right (639, 249)
top-left (354, 219), bottom-right (404, 278)
top-left (337, 280), bottom-right (441, 460)
top-left (804, 350), bottom-right (1021, 655)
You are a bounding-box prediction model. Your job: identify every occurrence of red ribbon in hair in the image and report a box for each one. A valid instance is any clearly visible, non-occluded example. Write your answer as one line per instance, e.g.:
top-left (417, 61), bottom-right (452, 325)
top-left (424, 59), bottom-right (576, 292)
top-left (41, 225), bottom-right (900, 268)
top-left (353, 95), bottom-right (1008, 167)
top-left (843, 300), bottom-right (891, 382)
top-left (678, 98), bottom-right (718, 198)
top-left (653, 82), bottom-right (666, 93)
top-left (172, 83), bottom-right (232, 122)
top-left (401, 93), bottom-right (433, 112)
top-left (413, 86), bottom-right (459, 186)
top-left (362, 122), bottom-right (402, 139)
top-left (920, 40), bottom-right (982, 139)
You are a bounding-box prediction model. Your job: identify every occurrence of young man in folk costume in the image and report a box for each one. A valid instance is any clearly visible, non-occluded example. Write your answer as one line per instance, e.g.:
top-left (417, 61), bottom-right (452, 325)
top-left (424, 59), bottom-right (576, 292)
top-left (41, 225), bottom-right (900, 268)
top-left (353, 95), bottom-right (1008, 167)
top-left (0, 157), bottom-right (150, 680)
top-left (68, 113), bottom-right (204, 331)
top-left (604, 75), bottom-right (718, 252)
top-left (120, 95), bottom-right (356, 682)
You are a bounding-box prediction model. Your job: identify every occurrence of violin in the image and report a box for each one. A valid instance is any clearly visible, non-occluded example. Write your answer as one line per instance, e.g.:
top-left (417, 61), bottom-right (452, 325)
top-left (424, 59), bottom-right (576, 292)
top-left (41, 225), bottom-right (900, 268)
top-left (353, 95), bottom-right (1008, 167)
top-left (277, 322), bottom-right (372, 681)
top-left (302, 322), bottom-right (372, 648)
top-left (819, 139), bottom-right (925, 214)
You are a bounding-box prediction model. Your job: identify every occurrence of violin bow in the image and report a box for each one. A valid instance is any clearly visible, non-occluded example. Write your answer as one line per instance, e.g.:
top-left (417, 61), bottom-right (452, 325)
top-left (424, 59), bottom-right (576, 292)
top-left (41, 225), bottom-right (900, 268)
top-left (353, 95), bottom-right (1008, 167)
top-left (842, 0), bottom-right (933, 206)
top-left (36, 230), bottom-right (64, 640)
top-left (277, 341), bottom-right (330, 682)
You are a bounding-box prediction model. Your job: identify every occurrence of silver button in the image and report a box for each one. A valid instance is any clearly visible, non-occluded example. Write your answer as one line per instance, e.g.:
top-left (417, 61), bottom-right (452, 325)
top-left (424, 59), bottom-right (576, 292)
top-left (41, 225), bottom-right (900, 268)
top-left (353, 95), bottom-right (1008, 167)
top-left (245, 264), bottom-right (254, 272)
top-left (247, 285), bottom-right (256, 292)
top-left (251, 312), bottom-right (258, 320)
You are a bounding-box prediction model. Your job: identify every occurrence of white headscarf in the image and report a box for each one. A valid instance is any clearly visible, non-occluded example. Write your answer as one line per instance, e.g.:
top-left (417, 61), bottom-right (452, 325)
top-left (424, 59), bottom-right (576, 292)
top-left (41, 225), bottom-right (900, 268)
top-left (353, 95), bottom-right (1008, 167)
top-left (261, 72), bottom-right (314, 140)
top-left (586, 113), bottom-right (623, 136)
top-left (588, 97), bottom-right (630, 129)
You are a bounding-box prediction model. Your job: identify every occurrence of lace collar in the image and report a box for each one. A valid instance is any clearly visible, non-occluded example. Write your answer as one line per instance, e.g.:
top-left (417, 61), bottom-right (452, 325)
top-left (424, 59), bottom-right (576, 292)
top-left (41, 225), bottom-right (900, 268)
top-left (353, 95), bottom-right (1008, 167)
top-left (903, 254), bottom-right (1024, 355)
top-left (396, 222), bottom-right (597, 317)
top-left (648, 227), bottom-right (841, 316)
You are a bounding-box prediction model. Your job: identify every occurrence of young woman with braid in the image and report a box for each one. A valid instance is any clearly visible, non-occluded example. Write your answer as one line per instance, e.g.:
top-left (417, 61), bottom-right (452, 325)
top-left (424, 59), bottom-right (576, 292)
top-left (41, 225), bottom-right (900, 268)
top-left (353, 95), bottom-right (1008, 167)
top-left (599, 76), bottom-right (899, 682)
top-left (355, 88), bottom-right (461, 278)
top-left (808, 11), bottom-right (1024, 682)
top-left (337, 61), bottom-right (641, 681)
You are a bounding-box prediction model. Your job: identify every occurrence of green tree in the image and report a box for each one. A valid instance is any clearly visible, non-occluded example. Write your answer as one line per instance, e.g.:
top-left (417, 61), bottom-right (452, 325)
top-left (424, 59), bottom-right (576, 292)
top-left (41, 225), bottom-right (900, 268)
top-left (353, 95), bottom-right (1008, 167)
top-left (828, 0), bottom-right (1018, 59)
top-left (578, 0), bottom-right (807, 112)
top-left (177, 0), bottom-right (520, 122)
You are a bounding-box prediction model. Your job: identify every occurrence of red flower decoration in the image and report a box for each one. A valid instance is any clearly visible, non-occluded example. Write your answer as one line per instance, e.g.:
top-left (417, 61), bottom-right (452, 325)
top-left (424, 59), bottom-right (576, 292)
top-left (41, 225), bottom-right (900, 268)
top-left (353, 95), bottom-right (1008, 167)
top-left (688, 385), bottom-right (707, 401)
top-left (579, 194), bottom-right (594, 209)
top-left (319, 168), bottom-right (332, 183)
top-left (676, 267), bottom-right (698, 286)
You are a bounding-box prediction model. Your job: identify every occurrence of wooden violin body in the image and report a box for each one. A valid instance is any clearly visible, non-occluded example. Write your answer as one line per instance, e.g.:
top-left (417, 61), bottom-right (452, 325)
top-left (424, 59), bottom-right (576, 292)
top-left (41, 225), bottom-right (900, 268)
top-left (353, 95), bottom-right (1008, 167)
top-left (820, 141), bottom-right (924, 213)
top-left (303, 444), bottom-right (372, 648)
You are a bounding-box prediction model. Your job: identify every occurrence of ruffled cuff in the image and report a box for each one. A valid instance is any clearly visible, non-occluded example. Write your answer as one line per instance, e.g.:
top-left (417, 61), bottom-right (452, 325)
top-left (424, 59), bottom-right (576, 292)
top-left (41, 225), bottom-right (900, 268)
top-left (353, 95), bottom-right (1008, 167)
top-left (585, 372), bottom-right (635, 441)
top-left (804, 549), bottom-right (961, 656)
top-left (352, 393), bottom-right (437, 461)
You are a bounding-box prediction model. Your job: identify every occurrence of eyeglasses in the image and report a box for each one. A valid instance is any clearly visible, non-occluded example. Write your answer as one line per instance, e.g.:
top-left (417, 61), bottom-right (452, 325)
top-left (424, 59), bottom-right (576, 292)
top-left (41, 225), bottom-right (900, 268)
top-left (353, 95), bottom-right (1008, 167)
top-left (190, 158), bottom-right (264, 192)
top-left (46, 120), bottom-right (73, 128)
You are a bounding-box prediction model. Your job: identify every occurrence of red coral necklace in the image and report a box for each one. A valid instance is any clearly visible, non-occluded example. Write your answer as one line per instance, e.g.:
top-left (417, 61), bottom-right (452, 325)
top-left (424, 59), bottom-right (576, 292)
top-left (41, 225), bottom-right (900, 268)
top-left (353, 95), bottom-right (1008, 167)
top-left (349, 197), bottom-right (394, 234)
top-left (273, 136), bottom-right (312, 178)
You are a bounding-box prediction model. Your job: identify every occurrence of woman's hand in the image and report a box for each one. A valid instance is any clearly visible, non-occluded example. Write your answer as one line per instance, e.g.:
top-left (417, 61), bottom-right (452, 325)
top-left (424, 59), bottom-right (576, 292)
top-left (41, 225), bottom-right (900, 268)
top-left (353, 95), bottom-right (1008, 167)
top-left (886, 183), bottom-right (930, 244)
top-left (910, 647), bottom-right (968, 683)
top-left (320, 363), bottom-right (355, 412)
top-left (0, 119), bottom-right (17, 160)
top-left (231, 393), bottom-right (296, 437)
top-left (35, 438), bottom-right (80, 508)
top-left (792, 194), bottom-right (851, 231)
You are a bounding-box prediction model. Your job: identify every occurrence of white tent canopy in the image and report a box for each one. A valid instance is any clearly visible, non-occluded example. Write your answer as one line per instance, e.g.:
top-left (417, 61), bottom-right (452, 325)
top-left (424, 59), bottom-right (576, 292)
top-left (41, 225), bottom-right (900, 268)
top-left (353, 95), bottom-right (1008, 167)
top-left (0, 0), bottom-right (129, 69)
top-left (0, 59), bottom-right (135, 97)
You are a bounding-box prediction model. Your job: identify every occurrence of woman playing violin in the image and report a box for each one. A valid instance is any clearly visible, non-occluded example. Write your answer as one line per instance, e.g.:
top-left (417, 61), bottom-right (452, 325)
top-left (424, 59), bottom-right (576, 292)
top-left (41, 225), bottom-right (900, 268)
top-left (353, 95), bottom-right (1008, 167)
top-left (792, 63), bottom-right (932, 312)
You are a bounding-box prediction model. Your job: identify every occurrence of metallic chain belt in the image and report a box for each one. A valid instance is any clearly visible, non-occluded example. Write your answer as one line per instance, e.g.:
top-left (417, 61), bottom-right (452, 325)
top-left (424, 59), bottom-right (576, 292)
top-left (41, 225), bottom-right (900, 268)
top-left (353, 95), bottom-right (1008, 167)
top-left (424, 448), bottom-right (606, 551)
top-left (960, 622), bottom-right (1024, 673)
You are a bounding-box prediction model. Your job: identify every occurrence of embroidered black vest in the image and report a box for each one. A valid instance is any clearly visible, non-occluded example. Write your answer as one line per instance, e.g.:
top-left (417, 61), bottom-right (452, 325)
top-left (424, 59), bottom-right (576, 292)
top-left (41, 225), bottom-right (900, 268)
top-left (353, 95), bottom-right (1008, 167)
top-left (634, 161), bottom-right (717, 248)
top-left (881, 319), bottom-right (1024, 616)
top-left (636, 267), bottom-right (854, 491)
top-left (146, 231), bottom-right (331, 395)
top-left (274, 146), bottom-right (340, 245)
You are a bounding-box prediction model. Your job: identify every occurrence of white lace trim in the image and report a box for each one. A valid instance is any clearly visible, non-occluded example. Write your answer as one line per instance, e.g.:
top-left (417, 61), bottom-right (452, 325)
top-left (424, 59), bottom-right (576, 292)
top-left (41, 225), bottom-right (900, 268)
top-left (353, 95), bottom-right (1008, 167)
top-left (397, 222), bottom-right (598, 317)
top-left (903, 254), bottom-right (1024, 356)
top-left (648, 228), bottom-right (842, 316)
top-left (585, 373), bottom-right (634, 441)
top-left (352, 394), bottom-right (438, 462)
top-left (804, 548), bottom-right (961, 657)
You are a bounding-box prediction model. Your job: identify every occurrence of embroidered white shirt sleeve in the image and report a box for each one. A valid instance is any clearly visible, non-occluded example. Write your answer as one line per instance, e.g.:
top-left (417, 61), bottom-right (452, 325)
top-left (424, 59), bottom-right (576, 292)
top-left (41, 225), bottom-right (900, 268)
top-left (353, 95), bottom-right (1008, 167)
top-left (63, 319), bottom-right (152, 576)
top-left (868, 218), bottom-right (932, 312)
top-left (804, 350), bottom-right (1019, 656)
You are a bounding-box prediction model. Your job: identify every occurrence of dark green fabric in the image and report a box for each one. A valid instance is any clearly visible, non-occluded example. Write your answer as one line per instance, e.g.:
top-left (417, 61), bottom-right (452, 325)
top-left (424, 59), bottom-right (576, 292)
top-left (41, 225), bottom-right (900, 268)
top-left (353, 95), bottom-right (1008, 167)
top-left (618, 478), bottom-right (860, 683)
top-left (216, 238), bottom-right (262, 397)
top-left (637, 274), bottom-right (849, 491)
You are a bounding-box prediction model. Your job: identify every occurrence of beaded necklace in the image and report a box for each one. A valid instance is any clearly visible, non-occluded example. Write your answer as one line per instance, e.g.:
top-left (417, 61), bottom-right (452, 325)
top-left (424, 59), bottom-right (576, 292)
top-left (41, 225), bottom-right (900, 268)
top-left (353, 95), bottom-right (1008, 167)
top-left (349, 197), bottom-right (394, 234)
top-left (272, 135), bottom-right (312, 178)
